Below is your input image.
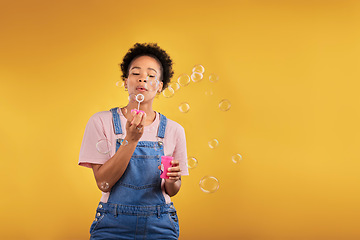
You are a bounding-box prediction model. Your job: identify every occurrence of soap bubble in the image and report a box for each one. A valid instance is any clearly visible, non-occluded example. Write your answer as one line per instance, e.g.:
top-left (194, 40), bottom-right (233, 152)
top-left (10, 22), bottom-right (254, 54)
top-left (120, 139), bottom-right (128, 146)
top-left (232, 154), bottom-right (242, 163)
top-left (209, 73), bottom-right (219, 83)
top-left (192, 64), bottom-right (205, 74)
top-left (162, 87), bottom-right (175, 98)
top-left (191, 72), bottom-right (203, 83)
top-left (187, 157), bottom-right (198, 169)
top-left (116, 81), bottom-right (124, 87)
top-left (208, 139), bottom-right (219, 149)
top-left (96, 139), bottom-right (111, 154)
top-left (99, 182), bottom-right (110, 191)
top-left (205, 89), bottom-right (213, 96)
top-left (199, 176), bottom-right (219, 193)
top-left (170, 82), bottom-right (180, 92)
top-left (177, 74), bottom-right (190, 87)
top-left (147, 75), bottom-right (160, 92)
top-left (129, 93), bottom-right (136, 102)
top-left (219, 99), bottom-right (231, 111)
top-left (179, 102), bottom-right (190, 113)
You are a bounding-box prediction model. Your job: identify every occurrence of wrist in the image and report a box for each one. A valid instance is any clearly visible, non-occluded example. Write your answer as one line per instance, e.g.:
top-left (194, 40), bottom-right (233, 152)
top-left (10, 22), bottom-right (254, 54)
top-left (124, 137), bottom-right (138, 145)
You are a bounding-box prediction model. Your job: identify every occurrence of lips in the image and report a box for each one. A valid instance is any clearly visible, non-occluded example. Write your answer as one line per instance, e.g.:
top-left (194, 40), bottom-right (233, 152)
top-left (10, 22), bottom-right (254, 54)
top-left (136, 86), bottom-right (148, 91)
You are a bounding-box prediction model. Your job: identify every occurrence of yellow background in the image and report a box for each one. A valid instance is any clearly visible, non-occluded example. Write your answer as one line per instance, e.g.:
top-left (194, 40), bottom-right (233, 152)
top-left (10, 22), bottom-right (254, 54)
top-left (1, 0), bottom-right (360, 239)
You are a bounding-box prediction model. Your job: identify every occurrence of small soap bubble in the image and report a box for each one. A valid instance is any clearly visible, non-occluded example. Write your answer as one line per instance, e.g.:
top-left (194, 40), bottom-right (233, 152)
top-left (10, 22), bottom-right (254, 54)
top-left (187, 157), bottom-right (198, 169)
top-left (209, 73), bottom-right (219, 83)
top-left (129, 93), bottom-right (136, 102)
top-left (170, 82), bottom-right (180, 92)
top-left (219, 99), bottom-right (231, 111)
top-left (232, 154), bottom-right (242, 163)
top-left (177, 74), bottom-right (190, 87)
top-left (179, 102), bottom-right (190, 113)
top-left (162, 87), bottom-right (175, 98)
top-left (205, 89), bottom-right (214, 96)
top-left (147, 76), bottom-right (160, 92)
top-left (192, 64), bottom-right (205, 74)
top-left (208, 139), bottom-right (219, 149)
top-left (199, 176), bottom-right (219, 193)
top-left (116, 81), bottom-right (124, 87)
top-left (120, 139), bottom-right (129, 146)
top-left (191, 72), bottom-right (203, 83)
top-left (96, 139), bottom-right (111, 154)
top-left (100, 182), bottom-right (110, 191)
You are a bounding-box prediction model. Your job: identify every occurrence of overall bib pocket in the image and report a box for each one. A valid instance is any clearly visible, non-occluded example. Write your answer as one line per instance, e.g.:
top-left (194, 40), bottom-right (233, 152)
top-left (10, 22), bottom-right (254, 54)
top-left (118, 155), bottom-right (161, 189)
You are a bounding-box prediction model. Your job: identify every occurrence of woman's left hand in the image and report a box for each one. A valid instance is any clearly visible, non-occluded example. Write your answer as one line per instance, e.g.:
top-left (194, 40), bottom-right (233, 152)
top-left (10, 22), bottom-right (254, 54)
top-left (158, 160), bottom-right (181, 183)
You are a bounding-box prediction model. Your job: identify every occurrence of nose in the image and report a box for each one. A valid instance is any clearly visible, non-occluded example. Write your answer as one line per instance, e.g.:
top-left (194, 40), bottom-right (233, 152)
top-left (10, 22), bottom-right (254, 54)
top-left (138, 75), bottom-right (147, 83)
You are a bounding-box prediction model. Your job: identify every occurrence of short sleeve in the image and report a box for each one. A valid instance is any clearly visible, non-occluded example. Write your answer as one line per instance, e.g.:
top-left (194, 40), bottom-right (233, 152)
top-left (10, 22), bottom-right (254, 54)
top-left (173, 125), bottom-right (189, 176)
top-left (78, 112), bottom-right (112, 168)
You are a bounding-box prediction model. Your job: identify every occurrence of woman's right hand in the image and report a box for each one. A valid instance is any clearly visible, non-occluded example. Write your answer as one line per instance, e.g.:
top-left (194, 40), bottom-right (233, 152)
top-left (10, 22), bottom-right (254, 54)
top-left (125, 110), bottom-right (146, 143)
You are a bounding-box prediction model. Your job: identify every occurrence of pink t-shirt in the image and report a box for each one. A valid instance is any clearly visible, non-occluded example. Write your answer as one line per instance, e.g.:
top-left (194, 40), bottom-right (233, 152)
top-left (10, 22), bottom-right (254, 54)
top-left (78, 109), bottom-right (189, 204)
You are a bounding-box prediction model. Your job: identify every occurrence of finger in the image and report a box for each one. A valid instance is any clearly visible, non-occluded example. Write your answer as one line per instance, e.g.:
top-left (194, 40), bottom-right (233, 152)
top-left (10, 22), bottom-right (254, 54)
top-left (131, 112), bottom-right (143, 127)
top-left (171, 160), bottom-right (179, 167)
top-left (168, 166), bottom-right (180, 172)
top-left (166, 172), bottom-right (181, 178)
top-left (127, 110), bottom-right (137, 127)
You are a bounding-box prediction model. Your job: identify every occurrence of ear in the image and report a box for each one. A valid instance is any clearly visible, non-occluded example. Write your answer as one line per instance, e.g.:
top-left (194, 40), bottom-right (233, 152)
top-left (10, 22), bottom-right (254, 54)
top-left (124, 78), bottom-right (128, 88)
top-left (158, 81), bottom-right (163, 93)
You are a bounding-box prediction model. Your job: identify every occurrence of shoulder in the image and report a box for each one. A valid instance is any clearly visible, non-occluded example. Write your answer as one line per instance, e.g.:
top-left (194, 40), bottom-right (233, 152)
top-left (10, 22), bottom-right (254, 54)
top-left (88, 110), bottom-right (113, 123)
top-left (163, 115), bottom-right (185, 137)
top-left (84, 110), bottom-right (114, 130)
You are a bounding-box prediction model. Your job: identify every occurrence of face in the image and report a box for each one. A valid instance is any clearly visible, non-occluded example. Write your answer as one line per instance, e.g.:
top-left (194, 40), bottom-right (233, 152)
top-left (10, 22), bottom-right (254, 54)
top-left (125, 55), bottom-right (163, 102)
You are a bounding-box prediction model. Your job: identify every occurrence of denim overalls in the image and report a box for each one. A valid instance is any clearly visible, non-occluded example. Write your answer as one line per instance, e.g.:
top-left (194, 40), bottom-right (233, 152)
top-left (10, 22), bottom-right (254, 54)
top-left (89, 107), bottom-right (179, 240)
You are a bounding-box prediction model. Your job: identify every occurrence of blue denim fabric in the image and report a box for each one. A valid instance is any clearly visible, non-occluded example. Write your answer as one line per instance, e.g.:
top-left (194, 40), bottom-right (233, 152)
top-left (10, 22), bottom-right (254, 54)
top-left (89, 108), bottom-right (179, 240)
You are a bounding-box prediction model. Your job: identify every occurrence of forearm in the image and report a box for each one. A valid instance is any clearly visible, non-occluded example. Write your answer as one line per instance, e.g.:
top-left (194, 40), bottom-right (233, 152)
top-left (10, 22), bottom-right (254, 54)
top-left (164, 179), bottom-right (181, 197)
top-left (93, 138), bottom-right (138, 191)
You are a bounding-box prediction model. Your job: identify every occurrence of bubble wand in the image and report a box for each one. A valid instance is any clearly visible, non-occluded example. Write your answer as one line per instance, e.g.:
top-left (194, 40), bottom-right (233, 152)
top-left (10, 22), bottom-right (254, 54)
top-left (131, 93), bottom-right (145, 115)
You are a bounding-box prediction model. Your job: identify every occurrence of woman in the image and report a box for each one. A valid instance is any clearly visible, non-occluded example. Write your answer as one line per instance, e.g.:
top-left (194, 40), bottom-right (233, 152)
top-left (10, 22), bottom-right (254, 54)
top-left (79, 43), bottom-right (188, 239)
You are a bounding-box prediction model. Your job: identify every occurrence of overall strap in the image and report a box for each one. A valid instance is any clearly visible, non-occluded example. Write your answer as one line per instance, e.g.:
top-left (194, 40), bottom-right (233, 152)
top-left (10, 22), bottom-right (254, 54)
top-left (157, 113), bottom-right (167, 139)
top-left (110, 107), bottom-right (123, 135)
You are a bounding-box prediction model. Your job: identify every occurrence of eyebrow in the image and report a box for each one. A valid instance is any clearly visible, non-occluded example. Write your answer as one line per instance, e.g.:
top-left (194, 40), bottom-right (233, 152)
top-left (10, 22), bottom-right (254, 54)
top-left (130, 66), bottom-right (158, 73)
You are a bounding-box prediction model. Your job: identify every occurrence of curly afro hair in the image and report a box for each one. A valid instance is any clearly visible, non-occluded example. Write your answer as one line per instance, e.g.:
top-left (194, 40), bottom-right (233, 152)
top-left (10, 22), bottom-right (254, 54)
top-left (120, 43), bottom-right (174, 91)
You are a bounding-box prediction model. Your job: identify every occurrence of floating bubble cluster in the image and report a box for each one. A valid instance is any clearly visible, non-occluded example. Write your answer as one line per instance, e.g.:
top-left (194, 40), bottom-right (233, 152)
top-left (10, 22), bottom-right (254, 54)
top-left (114, 63), bottom-right (241, 195)
top-left (199, 176), bottom-right (219, 193)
